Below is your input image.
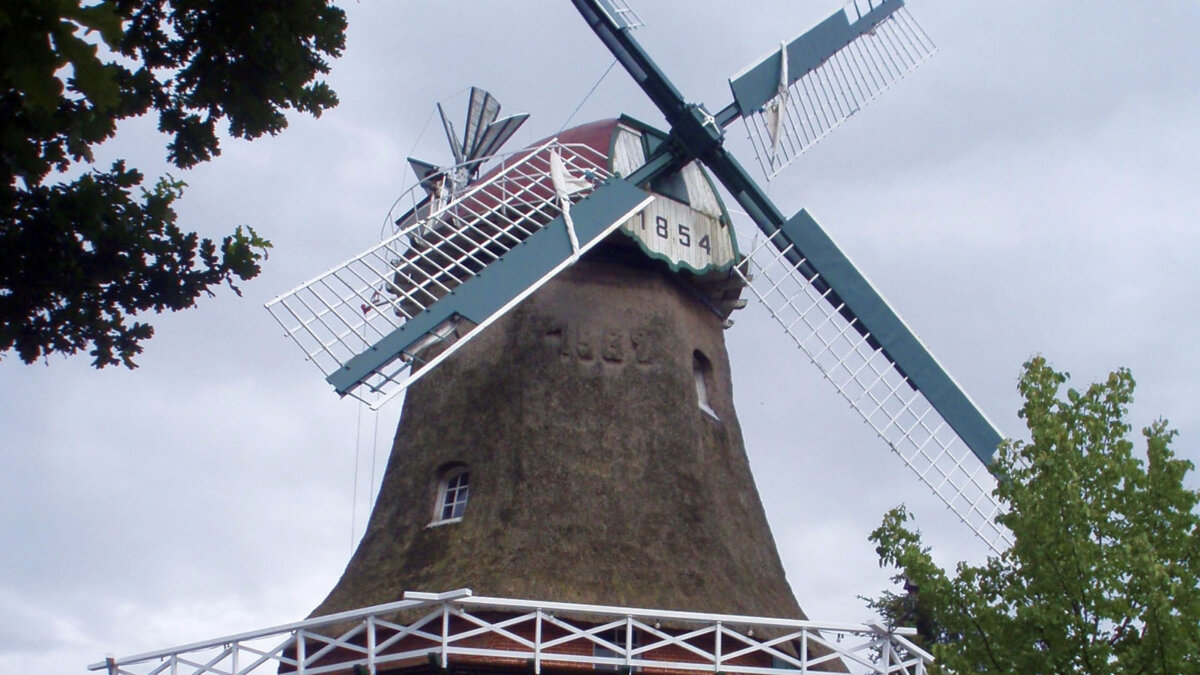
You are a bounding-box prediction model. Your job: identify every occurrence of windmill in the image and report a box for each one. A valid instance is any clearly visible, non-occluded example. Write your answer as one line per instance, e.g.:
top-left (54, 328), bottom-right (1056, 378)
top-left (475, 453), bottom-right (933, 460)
top-left (268, 0), bottom-right (1008, 553)
top-left (91, 1), bottom-right (1002, 673)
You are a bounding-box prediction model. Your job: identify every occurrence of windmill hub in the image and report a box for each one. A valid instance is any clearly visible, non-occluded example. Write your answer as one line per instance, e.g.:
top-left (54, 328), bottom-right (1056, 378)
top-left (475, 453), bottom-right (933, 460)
top-left (667, 103), bottom-right (726, 164)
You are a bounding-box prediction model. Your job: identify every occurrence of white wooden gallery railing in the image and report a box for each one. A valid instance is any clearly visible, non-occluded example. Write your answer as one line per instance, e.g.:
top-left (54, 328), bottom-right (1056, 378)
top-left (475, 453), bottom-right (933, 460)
top-left (90, 590), bottom-right (932, 675)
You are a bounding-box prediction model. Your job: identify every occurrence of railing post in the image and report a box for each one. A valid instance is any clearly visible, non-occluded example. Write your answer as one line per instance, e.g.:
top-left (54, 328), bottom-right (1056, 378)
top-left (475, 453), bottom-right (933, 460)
top-left (297, 630), bottom-right (307, 675)
top-left (800, 631), bottom-right (807, 674)
top-left (231, 642), bottom-right (239, 675)
top-left (534, 608), bottom-right (543, 674)
top-left (714, 621), bottom-right (721, 673)
top-left (441, 602), bottom-right (450, 669)
top-left (624, 616), bottom-right (633, 671)
top-left (368, 615), bottom-right (377, 674)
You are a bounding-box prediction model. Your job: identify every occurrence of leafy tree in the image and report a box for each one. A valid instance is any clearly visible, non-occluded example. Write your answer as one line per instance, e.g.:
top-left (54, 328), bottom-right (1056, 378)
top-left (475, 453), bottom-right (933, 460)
top-left (869, 357), bottom-right (1200, 674)
top-left (0, 1), bottom-right (347, 367)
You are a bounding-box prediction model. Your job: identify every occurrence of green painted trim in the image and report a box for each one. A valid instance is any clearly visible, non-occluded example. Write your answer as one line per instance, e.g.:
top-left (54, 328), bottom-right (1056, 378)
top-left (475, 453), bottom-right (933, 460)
top-left (617, 227), bottom-right (736, 276)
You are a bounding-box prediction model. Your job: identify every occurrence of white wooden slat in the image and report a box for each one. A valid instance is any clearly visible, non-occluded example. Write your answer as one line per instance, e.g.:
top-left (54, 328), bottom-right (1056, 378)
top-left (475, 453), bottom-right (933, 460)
top-left (611, 124), bottom-right (646, 178)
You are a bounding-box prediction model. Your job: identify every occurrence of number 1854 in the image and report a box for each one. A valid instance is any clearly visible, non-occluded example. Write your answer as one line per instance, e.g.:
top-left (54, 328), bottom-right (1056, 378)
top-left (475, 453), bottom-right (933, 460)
top-left (637, 212), bottom-right (711, 254)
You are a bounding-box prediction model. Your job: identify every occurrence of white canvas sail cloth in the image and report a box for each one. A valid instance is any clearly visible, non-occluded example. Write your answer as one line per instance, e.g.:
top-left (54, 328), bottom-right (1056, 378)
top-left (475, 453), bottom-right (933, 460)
top-left (762, 41), bottom-right (789, 158)
top-left (550, 148), bottom-right (594, 257)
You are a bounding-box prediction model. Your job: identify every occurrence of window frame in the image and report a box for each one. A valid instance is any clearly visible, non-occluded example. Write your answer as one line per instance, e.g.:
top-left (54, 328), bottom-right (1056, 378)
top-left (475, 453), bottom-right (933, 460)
top-left (430, 466), bottom-right (470, 526)
top-left (693, 350), bottom-right (719, 420)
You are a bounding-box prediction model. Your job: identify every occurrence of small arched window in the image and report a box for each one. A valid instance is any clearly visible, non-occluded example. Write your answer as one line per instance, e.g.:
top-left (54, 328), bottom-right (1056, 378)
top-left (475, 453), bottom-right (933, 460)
top-left (432, 466), bottom-right (470, 525)
top-left (693, 350), bottom-right (718, 420)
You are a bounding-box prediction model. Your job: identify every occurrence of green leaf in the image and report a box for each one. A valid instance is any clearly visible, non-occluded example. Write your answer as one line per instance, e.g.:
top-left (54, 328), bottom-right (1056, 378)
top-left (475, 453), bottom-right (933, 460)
top-left (867, 358), bottom-right (1200, 672)
top-left (53, 25), bottom-right (121, 110)
top-left (0, 0), bottom-right (345, 369)
top-left (64, 1), bottom-right (124, 49)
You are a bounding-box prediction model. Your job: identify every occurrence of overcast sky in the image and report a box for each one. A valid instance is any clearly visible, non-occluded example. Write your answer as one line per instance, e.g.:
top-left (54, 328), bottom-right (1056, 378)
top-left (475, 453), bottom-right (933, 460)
top-left (2, 1), bottom-right (1198, 672)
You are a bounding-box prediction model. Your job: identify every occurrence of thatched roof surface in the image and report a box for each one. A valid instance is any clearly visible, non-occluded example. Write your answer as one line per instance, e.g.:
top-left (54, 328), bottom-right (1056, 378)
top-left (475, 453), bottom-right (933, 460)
top-left (310, 253), bottom-right (809, 625)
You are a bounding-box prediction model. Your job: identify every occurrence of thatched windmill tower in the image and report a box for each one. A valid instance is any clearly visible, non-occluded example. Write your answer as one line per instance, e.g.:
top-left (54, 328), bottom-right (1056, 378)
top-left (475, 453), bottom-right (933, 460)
top-left (310, 116), bottom-right (810, 626)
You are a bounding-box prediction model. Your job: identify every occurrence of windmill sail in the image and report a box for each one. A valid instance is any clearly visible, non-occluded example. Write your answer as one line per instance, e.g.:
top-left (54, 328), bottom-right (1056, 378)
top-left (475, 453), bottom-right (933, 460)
top-left (729, 0), bottom-right (935, 179)
top-left (472, 112), bottom-right (531, 163)
top-left (462, 87), bottom-right (501, 160)
top-left (737, 215), bottom-right (1011, 551)
top-left (573, 0), bottom-right (1010, 552)
top-left (407, 157), bottom-right (443, 195)
top-left (266, 139), bottom-right (651, 408)
top-left (437, 101), bottom-right (465, 164)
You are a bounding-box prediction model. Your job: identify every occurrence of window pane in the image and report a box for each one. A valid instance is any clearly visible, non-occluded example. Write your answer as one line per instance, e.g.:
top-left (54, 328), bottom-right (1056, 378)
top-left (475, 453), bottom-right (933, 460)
top-left (435, 469), bottom-right (470, 522)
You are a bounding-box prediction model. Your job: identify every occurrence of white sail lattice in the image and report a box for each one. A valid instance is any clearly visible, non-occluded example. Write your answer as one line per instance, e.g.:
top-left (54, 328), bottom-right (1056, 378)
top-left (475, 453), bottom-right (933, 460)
top-left (736, 228), bottom-right (1012, 553)
top-left (596, 0), bottom-right (644, 30)
top-left (266, 140), bottom-right (614, 408)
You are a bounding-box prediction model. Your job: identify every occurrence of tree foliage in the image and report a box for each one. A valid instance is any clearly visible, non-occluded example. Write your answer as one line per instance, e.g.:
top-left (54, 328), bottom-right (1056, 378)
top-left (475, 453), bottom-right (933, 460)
top-left (0, 1), bottom-right (347, 367)
top-left (869, 357), bottom-right (1200, 674)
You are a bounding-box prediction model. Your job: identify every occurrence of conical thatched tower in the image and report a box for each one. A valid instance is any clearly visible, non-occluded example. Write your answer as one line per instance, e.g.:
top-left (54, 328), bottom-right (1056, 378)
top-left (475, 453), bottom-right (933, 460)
top-left (312, 254), bottom-right (806, 621)
top-left (311, 119), bottom-right (810, 626)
